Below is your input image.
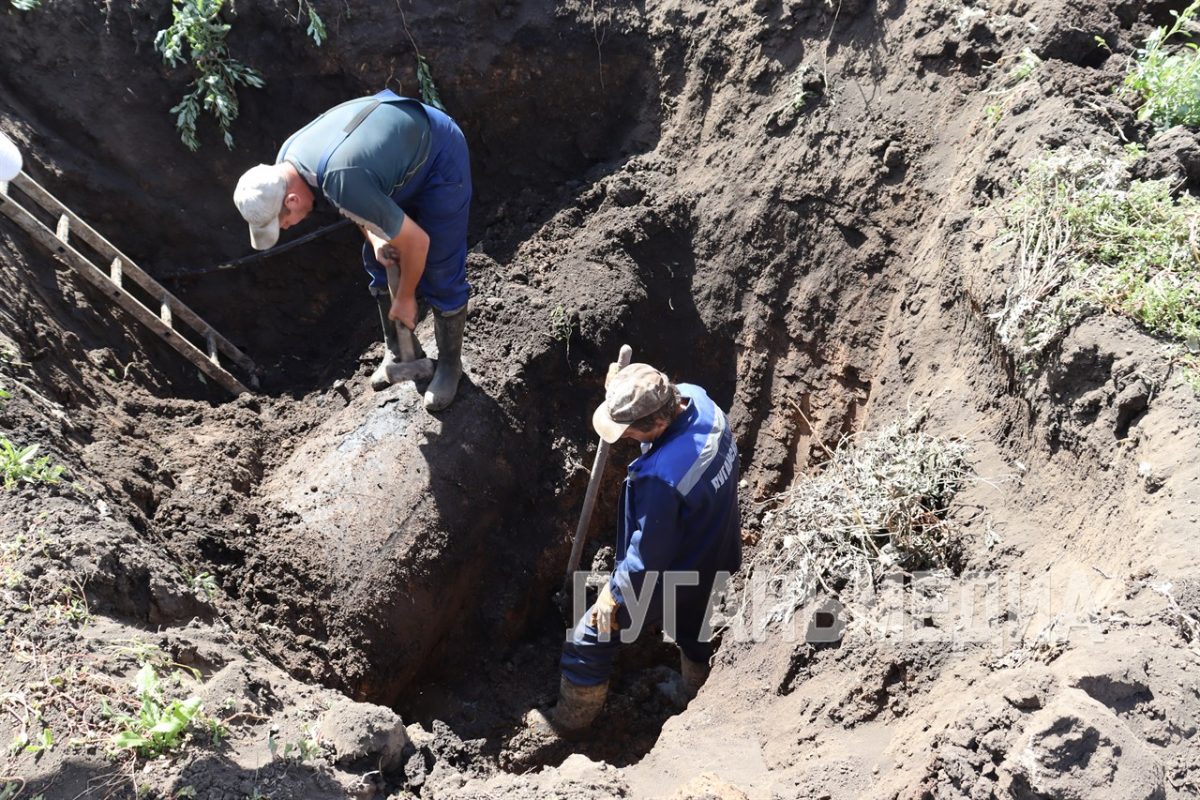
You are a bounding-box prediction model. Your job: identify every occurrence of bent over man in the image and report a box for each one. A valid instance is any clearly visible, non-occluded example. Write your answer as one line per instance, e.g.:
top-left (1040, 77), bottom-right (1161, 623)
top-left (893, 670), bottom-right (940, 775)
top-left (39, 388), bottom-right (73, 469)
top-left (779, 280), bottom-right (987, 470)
top-left (532, 363), bottom-right (743, 738)
top-left (233, 90), bottom-right (471, 410)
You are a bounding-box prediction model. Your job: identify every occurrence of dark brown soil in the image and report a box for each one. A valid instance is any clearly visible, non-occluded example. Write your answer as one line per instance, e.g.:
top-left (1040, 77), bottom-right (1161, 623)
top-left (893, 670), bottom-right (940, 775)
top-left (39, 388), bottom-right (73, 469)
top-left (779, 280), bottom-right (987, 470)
top-left (1, 0), bottom-right (1198, 798)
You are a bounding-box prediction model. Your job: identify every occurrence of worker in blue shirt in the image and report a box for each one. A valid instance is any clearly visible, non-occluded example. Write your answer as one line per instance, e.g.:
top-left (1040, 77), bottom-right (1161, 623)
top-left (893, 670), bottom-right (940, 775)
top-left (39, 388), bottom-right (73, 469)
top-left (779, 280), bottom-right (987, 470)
top-left (233, 90), bottom-right (470, 410)
top-left (528, 362), bottom-right (743, 738)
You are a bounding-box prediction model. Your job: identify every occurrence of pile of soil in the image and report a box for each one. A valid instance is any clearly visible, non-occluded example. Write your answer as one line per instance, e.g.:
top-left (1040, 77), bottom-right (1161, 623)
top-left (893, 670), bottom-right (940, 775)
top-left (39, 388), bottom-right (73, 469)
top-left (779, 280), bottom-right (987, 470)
top-left (1, 0), bottom-right (1197, 798)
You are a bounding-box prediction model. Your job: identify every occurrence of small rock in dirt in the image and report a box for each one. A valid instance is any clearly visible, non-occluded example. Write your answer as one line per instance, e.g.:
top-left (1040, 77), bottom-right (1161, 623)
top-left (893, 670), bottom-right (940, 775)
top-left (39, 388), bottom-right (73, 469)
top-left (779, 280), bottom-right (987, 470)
top-left (882, 142), bottom-right (905, 170)
top-left (318, 697), bottom-right (409, 771)
top-left (608, 177), bottom-right (645, 207)
top-left (1001, 670), bottom-right (1056, 711)
top-left (1134, 126), bottom-right (1200, 185)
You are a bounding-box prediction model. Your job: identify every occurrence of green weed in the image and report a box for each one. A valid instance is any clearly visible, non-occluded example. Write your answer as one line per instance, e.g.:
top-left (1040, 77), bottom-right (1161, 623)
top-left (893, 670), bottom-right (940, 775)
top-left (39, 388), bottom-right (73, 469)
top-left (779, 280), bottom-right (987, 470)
top-left (189, 573), bottom-right (218, 597)
top-left (0, 439), bottom-right (65, 490)
top-left (1005, 47), bottom-right (1041, 85)
top-left (548, 304), bottom-right (575, 362)
top-left (1124, 0), bottom-right (1200, 130)
top-left (106, 664), bottom-right (204, 758)
top-left (985, 103), bottom-right (1003, 128)
top-left (1123, 142), bottom-right (1147, 162)
top-left (984, 47), bottom-right (1041, 128)
top-left (183, 568), bottom-right (218, 599)
top-left (9, 726), bottom-right (53, 755)
top-left (51, 582), bottom-right (90, 625)
top-left (997, 150), bottom-right (1200, 357)
top-left (267, 725), bottom-right (320, 763)
top-left (1179, 354), bottom-right (1200, 392)
top-left (549, 305), bottom-right (572, 343)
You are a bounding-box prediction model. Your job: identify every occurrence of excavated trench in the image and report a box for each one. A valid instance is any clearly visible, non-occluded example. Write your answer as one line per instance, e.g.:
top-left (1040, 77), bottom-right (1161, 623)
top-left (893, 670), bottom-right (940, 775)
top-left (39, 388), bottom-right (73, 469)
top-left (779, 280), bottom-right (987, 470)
top-left (2, 0), bottom-right (961, 780)
top-left (4, 0), bottom-right (898, 728)
top-left (2, 0), bottom-right (777, 760)
top-left (7, 1), bottom-right (1200, 796)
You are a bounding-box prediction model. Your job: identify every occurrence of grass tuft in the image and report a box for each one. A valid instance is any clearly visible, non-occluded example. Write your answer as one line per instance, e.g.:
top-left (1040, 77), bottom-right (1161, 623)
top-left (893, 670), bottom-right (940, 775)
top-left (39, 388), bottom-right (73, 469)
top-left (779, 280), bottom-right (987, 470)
top-left (984, 47), bottom-right (1041, 128)
top-left (995, 150), bottom-right (1200, 359)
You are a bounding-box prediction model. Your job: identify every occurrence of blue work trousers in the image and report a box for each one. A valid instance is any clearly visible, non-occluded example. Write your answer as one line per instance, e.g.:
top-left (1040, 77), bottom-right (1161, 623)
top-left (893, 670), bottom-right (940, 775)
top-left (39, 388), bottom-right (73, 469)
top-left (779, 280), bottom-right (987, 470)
top-left (560, 577), bottom-right (717, 687)
top-left (362, 104), bottom-right (471, 312)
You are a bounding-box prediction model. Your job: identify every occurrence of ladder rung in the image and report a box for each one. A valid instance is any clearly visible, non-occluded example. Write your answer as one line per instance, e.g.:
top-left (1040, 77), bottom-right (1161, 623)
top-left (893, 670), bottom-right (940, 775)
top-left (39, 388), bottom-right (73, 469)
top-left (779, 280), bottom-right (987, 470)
top-left (0, 172), bottom-right (256, 395)
top-left (0, 181), bottom-right (8, 197)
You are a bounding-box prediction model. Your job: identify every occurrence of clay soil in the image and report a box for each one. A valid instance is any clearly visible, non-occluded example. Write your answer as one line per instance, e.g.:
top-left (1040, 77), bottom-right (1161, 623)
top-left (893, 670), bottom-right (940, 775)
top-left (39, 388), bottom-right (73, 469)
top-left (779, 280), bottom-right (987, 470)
top-left (1, 0), bottom-right (1199, 798)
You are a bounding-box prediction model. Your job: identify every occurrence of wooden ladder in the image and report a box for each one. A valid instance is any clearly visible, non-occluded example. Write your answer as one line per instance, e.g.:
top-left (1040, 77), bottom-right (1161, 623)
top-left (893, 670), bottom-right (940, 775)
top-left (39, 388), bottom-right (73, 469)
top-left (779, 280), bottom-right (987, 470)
top-left (0, 172), bottom-right (258, 396)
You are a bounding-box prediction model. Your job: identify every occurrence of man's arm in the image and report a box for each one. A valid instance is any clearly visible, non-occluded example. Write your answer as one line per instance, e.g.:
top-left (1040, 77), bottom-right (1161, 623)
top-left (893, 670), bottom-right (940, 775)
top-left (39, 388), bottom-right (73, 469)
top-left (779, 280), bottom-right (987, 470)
top-left (364, 215), bottom-right (430, 330)
top-left (593, 477), bottom-right (681, 633)
top-left (611, 478), bottom-right (683, 601)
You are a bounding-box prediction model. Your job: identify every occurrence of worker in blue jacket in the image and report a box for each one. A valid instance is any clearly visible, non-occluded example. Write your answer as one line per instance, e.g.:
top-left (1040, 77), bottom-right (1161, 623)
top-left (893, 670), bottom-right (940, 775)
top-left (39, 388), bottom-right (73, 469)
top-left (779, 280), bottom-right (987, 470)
top-left (233, 90), bottom-right (470, 410)
top-left (529, 362), bottom-right (742, 738)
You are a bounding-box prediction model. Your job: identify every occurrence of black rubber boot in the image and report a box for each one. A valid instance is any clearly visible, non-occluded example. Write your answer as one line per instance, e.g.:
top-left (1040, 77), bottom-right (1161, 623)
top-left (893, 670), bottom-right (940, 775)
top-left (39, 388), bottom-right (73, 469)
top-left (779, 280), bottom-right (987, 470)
top-left (424, 302), bottom-right (467, 411)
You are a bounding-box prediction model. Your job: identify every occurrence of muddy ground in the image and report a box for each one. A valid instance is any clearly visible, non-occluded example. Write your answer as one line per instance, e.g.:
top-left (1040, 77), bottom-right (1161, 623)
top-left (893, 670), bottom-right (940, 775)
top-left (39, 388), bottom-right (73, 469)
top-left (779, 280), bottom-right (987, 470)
top-left (0, 0), bottom-right (1198, 797)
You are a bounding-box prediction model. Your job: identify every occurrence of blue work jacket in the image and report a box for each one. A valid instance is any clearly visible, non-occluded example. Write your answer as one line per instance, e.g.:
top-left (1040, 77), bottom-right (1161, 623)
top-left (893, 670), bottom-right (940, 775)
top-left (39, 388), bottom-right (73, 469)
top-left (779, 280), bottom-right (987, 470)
top-left (609, 384), bottom-right (742, 606)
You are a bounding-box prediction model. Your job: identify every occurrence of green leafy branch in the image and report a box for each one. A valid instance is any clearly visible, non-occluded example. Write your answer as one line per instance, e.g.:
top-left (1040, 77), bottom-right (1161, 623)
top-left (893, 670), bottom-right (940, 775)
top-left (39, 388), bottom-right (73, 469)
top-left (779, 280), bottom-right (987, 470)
top-left (155, 0), bottom-right (264, 151)
top-left (294, 0), bottom-right (327, 46)
top-left (398, 4), bottom-right (446, 111)
top-left (155, 0), bottom-right (327, 151)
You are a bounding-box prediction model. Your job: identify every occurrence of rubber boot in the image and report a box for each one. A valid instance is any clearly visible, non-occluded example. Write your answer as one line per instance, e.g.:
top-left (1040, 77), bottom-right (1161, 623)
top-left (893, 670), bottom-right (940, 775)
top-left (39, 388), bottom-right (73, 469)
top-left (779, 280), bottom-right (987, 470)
top-left (680, 652), bottom-right (710, 703)
top-left (523, 677), bottom-right (609, 740)
top-left (369, 293), bottom-right (402, 391)
top-left (505, 678), bottom-right (608, 770)
top-left (423, 301), bottom-right (467, 411)
top-left (551, 677), bottom-right (608, 733)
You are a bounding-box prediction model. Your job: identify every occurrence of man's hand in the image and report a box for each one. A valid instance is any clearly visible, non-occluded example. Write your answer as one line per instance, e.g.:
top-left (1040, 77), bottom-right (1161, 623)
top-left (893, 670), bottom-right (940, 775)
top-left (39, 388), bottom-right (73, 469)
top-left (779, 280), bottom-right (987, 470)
top-left (389, 294), bottom-right (417, 330)
top-left (590, 582), bottom-right (620, 635)
top-left (374, 241), bottom-right (400, 270)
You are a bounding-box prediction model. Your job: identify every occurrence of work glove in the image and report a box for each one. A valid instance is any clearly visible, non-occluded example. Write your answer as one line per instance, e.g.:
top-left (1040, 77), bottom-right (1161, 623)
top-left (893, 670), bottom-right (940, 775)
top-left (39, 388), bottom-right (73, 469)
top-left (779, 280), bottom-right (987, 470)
top-left (590, 582), bottom-right (621, 636)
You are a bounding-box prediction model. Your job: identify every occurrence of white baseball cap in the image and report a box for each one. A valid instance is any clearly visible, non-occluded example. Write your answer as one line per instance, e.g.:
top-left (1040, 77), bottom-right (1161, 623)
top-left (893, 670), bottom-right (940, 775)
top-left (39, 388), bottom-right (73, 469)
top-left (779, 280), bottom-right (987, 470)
top-left (0, 132), bottom-right (21, 182)
top-left (233, 164), bottom-right (285, 250)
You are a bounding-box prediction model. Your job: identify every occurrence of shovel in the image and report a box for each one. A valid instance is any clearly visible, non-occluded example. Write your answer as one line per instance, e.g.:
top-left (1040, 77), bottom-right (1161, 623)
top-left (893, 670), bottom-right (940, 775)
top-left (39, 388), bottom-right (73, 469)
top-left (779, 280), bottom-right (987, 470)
top-left (382, 263), bottom-right (435, 382)
top-left (557, 343), bottom-right (633, 620)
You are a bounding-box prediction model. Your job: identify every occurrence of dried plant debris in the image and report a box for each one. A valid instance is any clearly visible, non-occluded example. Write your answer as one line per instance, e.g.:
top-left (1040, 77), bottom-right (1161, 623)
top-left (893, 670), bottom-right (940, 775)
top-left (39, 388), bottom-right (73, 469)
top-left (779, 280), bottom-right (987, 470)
top-left (755, 416), bottom-right (971, 624)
